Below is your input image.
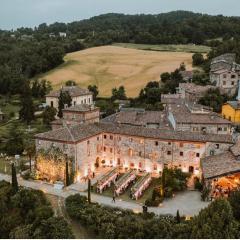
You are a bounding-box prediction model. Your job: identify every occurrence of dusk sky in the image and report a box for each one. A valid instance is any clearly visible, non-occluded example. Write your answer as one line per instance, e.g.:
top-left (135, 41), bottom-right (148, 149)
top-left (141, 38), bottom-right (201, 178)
top-left (0, 0), bottom-right (240, 30)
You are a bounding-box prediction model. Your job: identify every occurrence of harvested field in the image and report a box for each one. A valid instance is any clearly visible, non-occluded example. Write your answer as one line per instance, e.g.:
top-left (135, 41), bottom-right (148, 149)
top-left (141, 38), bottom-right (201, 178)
top-left (39, 45), bottom-right (194, 97)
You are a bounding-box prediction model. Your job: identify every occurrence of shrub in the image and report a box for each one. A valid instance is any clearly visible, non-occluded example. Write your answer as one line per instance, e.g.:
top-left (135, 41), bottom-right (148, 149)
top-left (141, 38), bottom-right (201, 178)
top-left (194, 177), bottom-right (203, 191)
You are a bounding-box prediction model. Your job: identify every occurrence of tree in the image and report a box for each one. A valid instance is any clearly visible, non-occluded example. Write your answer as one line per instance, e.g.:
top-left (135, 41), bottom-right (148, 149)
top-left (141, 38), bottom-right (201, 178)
top-left (161, 72), bottom-right (171, 83)
top-left (88, 85), bottom-right (99, 101)
top-left (65, 161), bottom-right (70, 187)
top-left (25, 141), bottom-right (36, 172)
top-left (179, 62), bottom-right (186, 71)
top-left (57, 90), bottom-right (72, 118)
top-left (65, 80), bottom-right (76, 86)
top-left (5, 124), bottom-right (24, 156)
top-left (111, 86), bottom-right (127, 101)
top-left (190, 199), bottom-right (238, 239)
top-left (176, 210), bottom-right (181, 223)
top-left (88, 178), bottom-right (91, 204)
top-left (228, 190), bottom-right (240, 220)
top-left (11, 163), bottom-right (18, 194)
top-left (42, 106), bottom-right (56, 125)
top-left (192, 53), bottom-right (204, 66)
top-left (19, 81), bottom-right (35, 124)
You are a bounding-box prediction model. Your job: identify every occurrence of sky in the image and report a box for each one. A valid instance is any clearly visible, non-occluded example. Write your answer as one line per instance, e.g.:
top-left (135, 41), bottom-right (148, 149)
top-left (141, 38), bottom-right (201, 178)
top-left (0, 0), bottom-right (240, 30)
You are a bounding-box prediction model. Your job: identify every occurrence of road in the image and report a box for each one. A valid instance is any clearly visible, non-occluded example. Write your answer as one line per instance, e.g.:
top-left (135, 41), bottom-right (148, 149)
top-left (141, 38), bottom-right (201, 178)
top-left (0, 173), bottom-right (209, 217)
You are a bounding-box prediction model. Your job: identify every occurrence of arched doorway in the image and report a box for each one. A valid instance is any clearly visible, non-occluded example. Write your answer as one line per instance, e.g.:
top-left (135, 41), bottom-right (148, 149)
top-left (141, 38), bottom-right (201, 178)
top-left (189, 166), bottom-right (194, 173)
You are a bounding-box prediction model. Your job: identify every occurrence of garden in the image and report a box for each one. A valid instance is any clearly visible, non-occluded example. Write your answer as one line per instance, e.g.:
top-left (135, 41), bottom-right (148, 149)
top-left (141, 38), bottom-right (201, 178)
top-left (92, 167), bottom-right (190, 206)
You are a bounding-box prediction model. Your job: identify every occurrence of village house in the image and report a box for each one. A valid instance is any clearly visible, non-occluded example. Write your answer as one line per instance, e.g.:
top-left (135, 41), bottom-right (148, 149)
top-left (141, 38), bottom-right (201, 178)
top-left (35, 122), bottom-right (234, 181)
top-left (46, 86), bottom-right (93, 110)
top-left (177, 83), bottom-right (217, 103)
top-left (51, 104), bottom-right (100, 130)
top-left (210, 53), bottom-right (240, 96)
top-left (167, 102), bottom-right (233, 135)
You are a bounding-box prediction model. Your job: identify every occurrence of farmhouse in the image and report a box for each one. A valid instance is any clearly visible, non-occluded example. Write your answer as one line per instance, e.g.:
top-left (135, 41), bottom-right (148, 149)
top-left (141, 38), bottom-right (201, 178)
top-left (51, 104), bottom-right (100, 130)
top-left (210, 53), bottom-right (240, 96)
top-left (46, 86), bottom-right (93, 110)
top-left (35, 122), bottom-right (233, 181)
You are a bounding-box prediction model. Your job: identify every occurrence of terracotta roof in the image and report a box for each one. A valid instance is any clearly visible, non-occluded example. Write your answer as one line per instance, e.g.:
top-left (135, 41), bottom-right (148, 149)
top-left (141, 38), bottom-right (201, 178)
top-left (201, 151), bottom-right (240, 179)
top-left (169, 104), bottom-right (231, 125)
top-left (35, 122), bottom-right (234, 144)
top-left (63, 104), bottom-right (99, 113)
top-left (101, 110), bottom-right (171, 130)
top-left (46, 86), bottom-right (92, 98)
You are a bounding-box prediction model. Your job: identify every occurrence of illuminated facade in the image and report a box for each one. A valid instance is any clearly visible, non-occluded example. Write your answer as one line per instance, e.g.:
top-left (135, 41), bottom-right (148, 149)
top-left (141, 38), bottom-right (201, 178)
top-left (35, 123), bottom-right (233, 181)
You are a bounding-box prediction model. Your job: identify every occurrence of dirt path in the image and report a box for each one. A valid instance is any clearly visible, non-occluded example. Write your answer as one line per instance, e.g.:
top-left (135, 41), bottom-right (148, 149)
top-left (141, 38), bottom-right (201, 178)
top-left (46, 194), bottom-right (95, 239)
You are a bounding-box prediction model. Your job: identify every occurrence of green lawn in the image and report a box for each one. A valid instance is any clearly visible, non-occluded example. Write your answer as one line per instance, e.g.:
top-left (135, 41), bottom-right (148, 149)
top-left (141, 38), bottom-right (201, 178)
top-left (113, 43), bottom-right (211, 53)
top-left (92, 176), bottom-right (161, 204)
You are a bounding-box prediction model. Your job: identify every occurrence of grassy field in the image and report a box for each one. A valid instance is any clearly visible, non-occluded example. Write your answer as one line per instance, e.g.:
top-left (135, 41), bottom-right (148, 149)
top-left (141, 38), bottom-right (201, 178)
top-left (37, 45), bottom-right (194, 97)
top-left (113, 43), bottom-right (211, 53)
top-left (92, 176), bottom-right (161, 204)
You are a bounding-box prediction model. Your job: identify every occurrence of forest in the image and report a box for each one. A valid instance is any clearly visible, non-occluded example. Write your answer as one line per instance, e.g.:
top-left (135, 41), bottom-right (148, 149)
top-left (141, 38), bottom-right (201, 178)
top-left (1, 11), bottom-right (240, 96)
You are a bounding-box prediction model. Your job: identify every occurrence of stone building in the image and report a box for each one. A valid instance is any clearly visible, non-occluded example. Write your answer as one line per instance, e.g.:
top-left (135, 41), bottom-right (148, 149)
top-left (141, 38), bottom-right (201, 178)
top-left (222, 81), bottom-right (240, 123)
top-left (102, 108), bottom-right (171, 130)
top-left (51, 104), bottom-right (100, 130)
top-left (210, 53), bottom-right (240, 96)
top-left (167, 102), bottom-right (233, 135)
top-left (35, 122), bottom-right (233, 180)
top-left (46, 86), bottom-right (93, 110)
top-left (177, 83), bottom-right (217, 103)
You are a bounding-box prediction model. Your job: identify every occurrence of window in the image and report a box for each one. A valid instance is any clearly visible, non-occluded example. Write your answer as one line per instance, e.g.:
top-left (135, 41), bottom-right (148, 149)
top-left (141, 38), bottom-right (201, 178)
top-left (224, 127), bottom-right (227, 131)
top-left (167, 151), bottom-right (171, 155)
top-left (129, 149), bottom-right (133, 157)
top-left (229, 116), bottom-right (232, 121)
top-left (117, 158), bottom-right (121, 165)
top-left (84, 99), bottom-right (86, 104)
top-left (110, 135), bottom-right (113, 140)
top-left (180, 152), bottom-right (184, 157)
top-left (97, 137), bottom-right (99, 141)
top-left (155, 141), bottom-right (159, 146)
top-left (103, 147), bottom-right (106, 152)
top-left (104, 135), bottom-right (107, 139)
top-left (231, 81), bottom-right (235, 85)
top-left (216, 144), bottom-right (219, 149)
top-left (139, 151), bottom-right (142, 157)
top-left (168, 142), bottom-right (171, 145)
top-left (223, 74), bottom-right (227, 78)
top-left (223, 81), bottom-right (226, 85)
top-left (74, 101), bottom-right (76, 106)
top-left (196, 153), bottom-right (200, 158)
top-left (179, 142), bottom-right (184, 147)
top-left (50, 101), bottom-right (54, 107)
top-left (110, 148), bottom-right (113, 153)
top-left (231, 75), bottom-right (236, 79)
top-left (218, 127), bottom-right (222, 131)
top-left (210, 150), bottom-right (215, 156)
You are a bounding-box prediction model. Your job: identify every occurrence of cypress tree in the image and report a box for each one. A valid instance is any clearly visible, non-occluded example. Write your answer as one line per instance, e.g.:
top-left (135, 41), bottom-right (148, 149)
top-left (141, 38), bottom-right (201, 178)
top-left (19, 81), bottom-right (35, 124)
top-left (11, 163), bottom-right (18, 193)
top-left (88, 178), bottom-right (91, 203)
top-left (65, 160), bottom-right (70, 187)
top-left (176, 210), bottom-right (181, 223)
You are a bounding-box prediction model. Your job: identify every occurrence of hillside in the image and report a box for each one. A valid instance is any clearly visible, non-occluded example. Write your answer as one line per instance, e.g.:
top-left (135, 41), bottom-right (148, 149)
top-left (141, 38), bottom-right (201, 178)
top-left (39, 46), bottom-right (193, 97)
